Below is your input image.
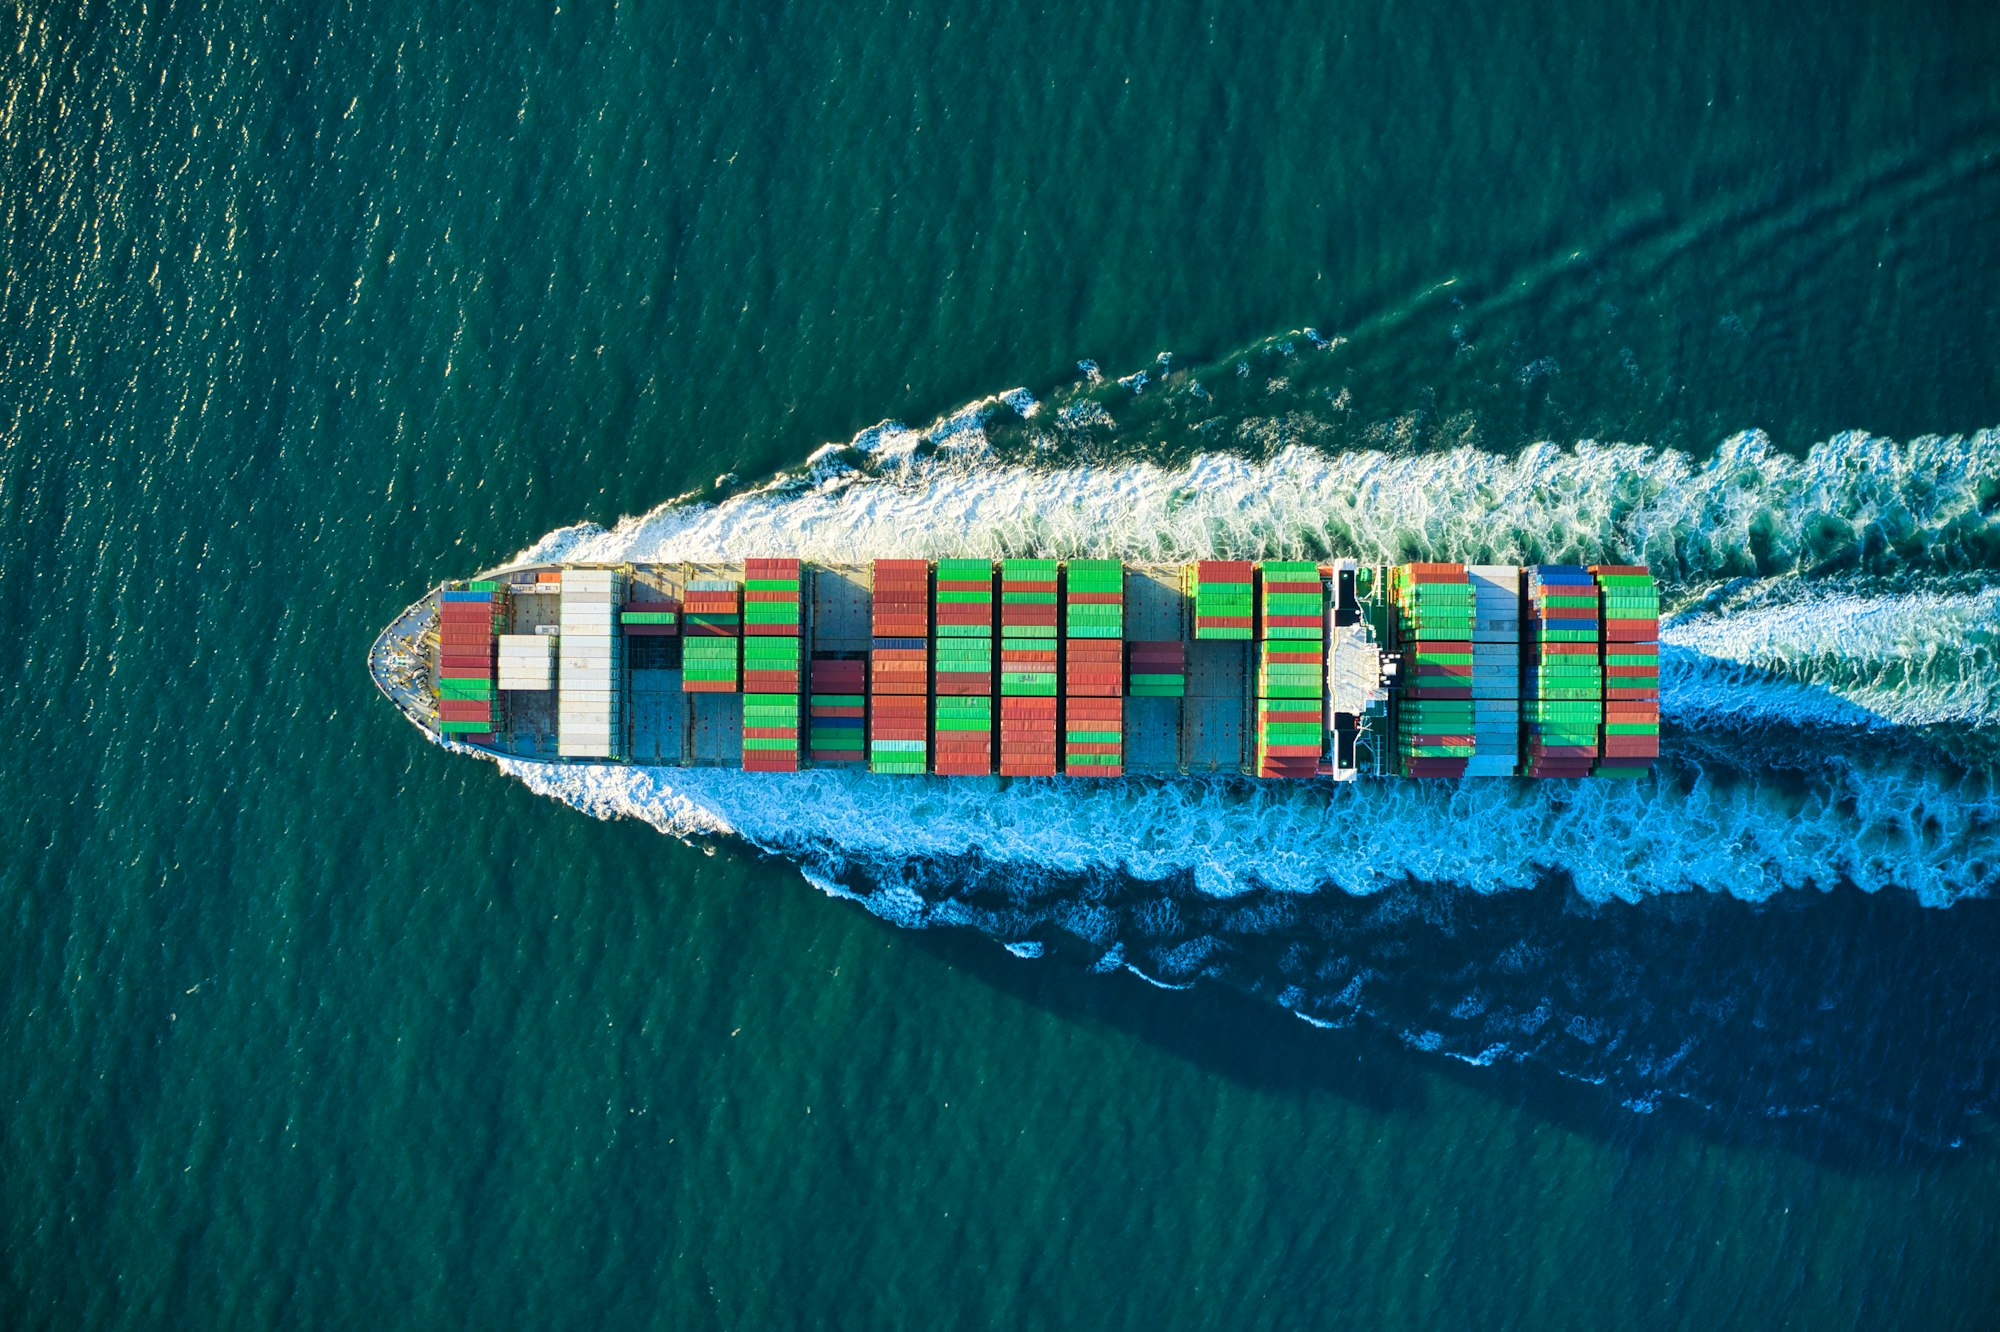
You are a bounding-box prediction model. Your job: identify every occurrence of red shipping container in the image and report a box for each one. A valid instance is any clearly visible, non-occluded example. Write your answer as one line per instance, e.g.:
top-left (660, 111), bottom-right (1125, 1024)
top-left (1402, 563), bottom-right (1466, 582)
top-left (1066, 592), bottom-right (1122, 604)
top-left (1403, 761), bottom-right (1469, 777)
top-left (1587, 564), bottom-right (1650, 575)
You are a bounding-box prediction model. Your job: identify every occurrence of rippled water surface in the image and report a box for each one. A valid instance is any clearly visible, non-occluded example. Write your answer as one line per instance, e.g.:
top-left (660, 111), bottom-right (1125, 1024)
top-left (6, 2), bottom-right (2000, 1328)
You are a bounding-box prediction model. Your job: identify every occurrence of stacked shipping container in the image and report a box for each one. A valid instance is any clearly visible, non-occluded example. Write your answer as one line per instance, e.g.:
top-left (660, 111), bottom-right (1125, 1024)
top-left (999, 559), bottom-right (1058, 775)
top-left (1063, 560), bottom-right (1123, 775)
top-left (436, 587), bottom-right (500, 740)
top-left (495, 632), bottom-right (553, 691)
top-left (1254, 561), bottom-right (1324, 778)
top-left (1394, 564), bottom-right (1474, 778)
top-left (932, 558), bottom-right (993, 775)
top-left (1126, 641), bottom-right (1186, 697)
top-left (557, 569), bottom-right (622, 758)
top-left (807, 658), bottom-right (866, 763)
top-left (870, 560), bottom-right (929, 774)
top-left (1523, 566), bottom-right (1602, 777)
top-left (1593, 566), bottom-right (1661, 777)
top-left (681, 579), bottom-right (741, 692)
top-left (1191, 561), bottom-right (1253, 639)
top-left (620, 600), bottom-right (679, 636)
top-left (1465, 566), bottom-right (1522, 776)
top-left (742, 558), bottom-right (802, 770)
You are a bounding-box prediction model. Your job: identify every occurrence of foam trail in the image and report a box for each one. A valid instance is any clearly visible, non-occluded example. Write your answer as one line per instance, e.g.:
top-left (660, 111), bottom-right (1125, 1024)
top-left (1662, 587), bottom-right (2000, 729)
top-left (516, 413), bottom-right (2000, 585)
top-left (501, 754), bottom-right (1997, 909)
top-left (490, 404), bottom-right (1999, 912)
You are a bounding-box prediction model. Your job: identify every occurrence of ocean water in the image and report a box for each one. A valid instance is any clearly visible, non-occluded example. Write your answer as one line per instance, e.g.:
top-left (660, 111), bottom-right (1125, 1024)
top-left (6, 1), bottom-right (2000, 1329)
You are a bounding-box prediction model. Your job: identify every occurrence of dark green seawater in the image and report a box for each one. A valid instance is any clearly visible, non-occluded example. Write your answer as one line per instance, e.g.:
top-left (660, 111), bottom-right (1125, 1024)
top-left (7, 2), bottom-right (2000, 1328)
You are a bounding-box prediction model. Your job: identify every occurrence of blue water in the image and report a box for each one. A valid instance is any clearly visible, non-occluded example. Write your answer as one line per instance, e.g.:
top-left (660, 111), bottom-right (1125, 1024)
top-left (6, 1), bottom-right (2000, 1328)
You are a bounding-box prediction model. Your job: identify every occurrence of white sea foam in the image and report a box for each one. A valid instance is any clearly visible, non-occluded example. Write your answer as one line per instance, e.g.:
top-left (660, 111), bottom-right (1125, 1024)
top-left (515, 404), bottom-right (1998, 586)
top-left (486, 405), bottom-right (1998, 912)
top-left (499, 752), bottom-right (1997, 910)
top-left (1661, 587), bottom-right (1999, 729)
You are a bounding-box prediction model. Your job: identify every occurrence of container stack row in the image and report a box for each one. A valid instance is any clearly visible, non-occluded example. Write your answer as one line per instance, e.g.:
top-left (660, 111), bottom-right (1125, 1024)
top-left (870, 560), bottom-right (929, 774)
top-left (1523, 566), bottom-right (1602, 777)
top-left (1064, 559), bottom-right (1123, 776)
top-left (1593, 565), bottom-right (1661, 777)
top-left (437, 586), bottom-right (500, 741)
top-left (933, 558), bottom-right (993, 775)
top-left (557, 569), bottom-right (622, 758)
top-left (1393, 563), bottom-right (1475, 778)
top-left (742, 558), bottom-right (802, 771)
top-left (807, 658), bottom-right (866, 763)
top-left (1064, 560), bottom-right (1123, 638)
top-left (1465, 565), bottom-right (1522, 777)
top-left (999, 559), bottom-right (1059, 775)
top-left (1254, 561), bottom-right (1324, 778)
top-left (1126, 641), bottom-right (1186, 696)
top-left (620, 598), bottom-right (679, 636)
top-left (1191, 561), bottom-right (1253, 639)
top-left (681, 579), bottom-right (740, 692)
top-left (496, 632), bottom-right (553, 691)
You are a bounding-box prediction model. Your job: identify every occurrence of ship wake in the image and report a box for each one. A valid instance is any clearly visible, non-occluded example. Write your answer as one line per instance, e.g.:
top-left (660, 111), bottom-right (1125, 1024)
top-left (477, 373), bottom-right (2000, 1147)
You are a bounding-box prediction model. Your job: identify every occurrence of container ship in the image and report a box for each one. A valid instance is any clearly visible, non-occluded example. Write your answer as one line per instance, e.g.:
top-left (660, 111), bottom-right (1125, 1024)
top-left (367, 559), bottom-right (1662, 779)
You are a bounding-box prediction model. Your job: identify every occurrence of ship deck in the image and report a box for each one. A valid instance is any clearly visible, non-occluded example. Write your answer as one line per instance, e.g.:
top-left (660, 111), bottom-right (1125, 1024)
top-left (371, 559), bottom-right (1356, 777)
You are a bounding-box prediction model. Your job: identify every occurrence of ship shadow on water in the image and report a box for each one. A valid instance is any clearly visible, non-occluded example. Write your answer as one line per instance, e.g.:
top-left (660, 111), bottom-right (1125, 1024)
top-left (856, 859), bottom-right (2000, 1172)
